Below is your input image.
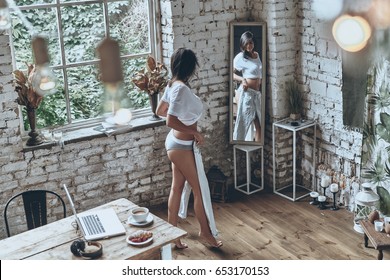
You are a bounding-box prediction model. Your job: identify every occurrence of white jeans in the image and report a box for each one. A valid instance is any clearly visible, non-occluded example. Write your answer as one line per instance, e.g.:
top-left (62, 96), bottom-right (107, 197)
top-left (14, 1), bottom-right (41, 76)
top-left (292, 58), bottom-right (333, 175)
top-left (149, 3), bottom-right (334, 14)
top-left (233, 86), bottom-right (262, 141)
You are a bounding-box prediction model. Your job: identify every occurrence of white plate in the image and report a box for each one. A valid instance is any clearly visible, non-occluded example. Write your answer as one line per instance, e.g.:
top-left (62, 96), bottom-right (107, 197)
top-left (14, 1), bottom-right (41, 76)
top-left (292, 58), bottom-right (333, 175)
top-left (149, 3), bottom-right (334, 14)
top-left (126, 235), bottom-right (153, 246)
top-left (127, 214), bottom-right (154, 226)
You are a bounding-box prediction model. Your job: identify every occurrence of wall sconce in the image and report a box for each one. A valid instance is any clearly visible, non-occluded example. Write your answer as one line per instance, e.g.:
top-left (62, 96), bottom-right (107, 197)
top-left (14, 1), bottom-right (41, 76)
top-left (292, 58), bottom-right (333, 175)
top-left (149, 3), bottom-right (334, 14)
top-left (31, 36), bottom-right (58, 96)
top-left (97, 37), bottom-right (132, 125)
top-left (0, 0), bottom-right (11, 30)
top-left (332, 14), bottom-right (372, 52)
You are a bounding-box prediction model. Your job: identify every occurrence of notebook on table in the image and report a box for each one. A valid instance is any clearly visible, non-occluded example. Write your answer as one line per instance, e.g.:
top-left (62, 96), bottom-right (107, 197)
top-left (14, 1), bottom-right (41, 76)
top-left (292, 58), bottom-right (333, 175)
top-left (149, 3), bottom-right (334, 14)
top-left (63, 184), bottom-right (126, 241)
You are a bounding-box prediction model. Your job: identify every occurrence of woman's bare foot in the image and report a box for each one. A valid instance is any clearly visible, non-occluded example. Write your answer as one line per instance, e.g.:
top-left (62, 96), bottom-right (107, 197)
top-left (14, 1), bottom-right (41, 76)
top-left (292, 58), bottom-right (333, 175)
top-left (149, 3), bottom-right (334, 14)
top-left (174, 240), bottom-right (188, 249)
top-left (199, 232), bottom-right (223, 248)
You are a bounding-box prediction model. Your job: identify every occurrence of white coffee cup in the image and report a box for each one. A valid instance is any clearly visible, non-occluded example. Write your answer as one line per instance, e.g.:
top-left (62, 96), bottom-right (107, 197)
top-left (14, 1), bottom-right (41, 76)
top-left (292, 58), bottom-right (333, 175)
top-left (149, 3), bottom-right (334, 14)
top-left (374, 220), bottom-right (384, 232)
top-left (131, 207), bottom-right (149, 223)
top-left (384, 216), bottom-right (390, 225)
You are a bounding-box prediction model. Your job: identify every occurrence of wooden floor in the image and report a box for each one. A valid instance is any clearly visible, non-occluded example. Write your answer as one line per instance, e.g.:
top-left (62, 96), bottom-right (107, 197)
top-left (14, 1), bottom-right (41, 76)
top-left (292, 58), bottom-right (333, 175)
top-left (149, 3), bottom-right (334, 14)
top-left (150, 191), bottom-right (390, 260)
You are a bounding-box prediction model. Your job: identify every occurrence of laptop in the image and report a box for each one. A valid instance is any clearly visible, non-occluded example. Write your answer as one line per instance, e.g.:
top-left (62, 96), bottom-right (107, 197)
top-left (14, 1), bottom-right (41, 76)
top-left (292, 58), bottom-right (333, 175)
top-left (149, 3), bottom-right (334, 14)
top-left (63, 184), bottom-right (126, 241)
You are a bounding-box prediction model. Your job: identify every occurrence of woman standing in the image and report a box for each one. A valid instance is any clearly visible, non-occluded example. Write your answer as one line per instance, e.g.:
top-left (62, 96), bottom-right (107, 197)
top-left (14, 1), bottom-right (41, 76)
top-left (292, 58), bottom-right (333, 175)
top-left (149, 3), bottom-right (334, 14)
top-left (156, 48), bottom-right (222, 249)
top-left (233, 31), bottom-right (263, 142)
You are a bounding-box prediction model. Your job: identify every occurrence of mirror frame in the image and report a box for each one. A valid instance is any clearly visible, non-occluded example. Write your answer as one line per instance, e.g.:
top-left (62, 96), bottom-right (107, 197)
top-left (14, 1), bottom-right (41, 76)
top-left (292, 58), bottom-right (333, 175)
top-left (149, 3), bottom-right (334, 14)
top-left (229, 21), bottom-right (267, 146)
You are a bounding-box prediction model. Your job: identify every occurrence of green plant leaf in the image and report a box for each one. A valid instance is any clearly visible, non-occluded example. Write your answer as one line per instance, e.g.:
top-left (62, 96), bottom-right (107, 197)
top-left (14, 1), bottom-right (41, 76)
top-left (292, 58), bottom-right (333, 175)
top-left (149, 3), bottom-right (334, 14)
top-left (377, 186), bottom-right (390, 215)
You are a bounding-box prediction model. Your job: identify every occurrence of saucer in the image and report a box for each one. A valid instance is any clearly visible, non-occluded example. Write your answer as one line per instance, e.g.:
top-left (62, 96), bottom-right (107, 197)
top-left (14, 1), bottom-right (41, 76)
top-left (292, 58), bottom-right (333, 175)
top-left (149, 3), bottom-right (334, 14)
top-left (127, 213), bottom-right (154, 226)
top-left (127, 236), bottom-right (153, 246)
top-left (126, 230), bottom-right (153, 246)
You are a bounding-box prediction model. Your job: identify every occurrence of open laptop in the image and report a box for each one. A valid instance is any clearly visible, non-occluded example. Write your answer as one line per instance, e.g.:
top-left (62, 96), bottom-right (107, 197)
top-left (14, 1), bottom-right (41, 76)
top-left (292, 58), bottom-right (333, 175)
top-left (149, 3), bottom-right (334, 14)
top-left (63, 184), bottom-right (126, 241)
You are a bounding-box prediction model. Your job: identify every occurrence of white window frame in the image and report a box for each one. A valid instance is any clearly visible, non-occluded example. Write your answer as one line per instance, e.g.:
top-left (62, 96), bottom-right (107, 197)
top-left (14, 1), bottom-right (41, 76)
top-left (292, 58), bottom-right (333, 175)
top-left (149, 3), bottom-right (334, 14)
top-left (9, 0), bottom-right (162, 134)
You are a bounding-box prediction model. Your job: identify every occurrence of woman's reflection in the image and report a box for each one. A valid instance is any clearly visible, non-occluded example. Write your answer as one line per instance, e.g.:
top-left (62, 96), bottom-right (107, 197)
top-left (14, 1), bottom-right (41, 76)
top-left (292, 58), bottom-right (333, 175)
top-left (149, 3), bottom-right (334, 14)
top-left (233, 31), bottom-right (262, 142)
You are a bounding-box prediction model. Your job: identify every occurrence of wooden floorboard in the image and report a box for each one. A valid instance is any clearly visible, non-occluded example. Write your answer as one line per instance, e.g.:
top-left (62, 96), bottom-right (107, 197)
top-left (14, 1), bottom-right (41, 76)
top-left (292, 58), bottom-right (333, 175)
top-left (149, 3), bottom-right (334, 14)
top-left (150, 191), bottom-right (390, 260)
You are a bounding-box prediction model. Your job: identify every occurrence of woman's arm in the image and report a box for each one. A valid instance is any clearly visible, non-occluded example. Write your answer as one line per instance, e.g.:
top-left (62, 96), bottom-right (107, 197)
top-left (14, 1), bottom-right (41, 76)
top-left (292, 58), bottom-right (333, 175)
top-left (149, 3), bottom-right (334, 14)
top-left (156, 100), bottom-right (168, 117)
top-left (233, 71), bottom-right (248, 90)
top-left (166, 114), bottom-right (204, 145)
top-left (233, 72), bottom-right (245, 83)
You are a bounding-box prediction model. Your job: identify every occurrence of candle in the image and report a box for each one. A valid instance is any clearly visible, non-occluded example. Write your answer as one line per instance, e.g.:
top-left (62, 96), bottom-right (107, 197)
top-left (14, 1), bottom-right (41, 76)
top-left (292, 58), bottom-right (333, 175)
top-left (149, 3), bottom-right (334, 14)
top-left (318, 195), bottom-right (326, 202)
top-left (310, 191), bottom-right (319, 198)
top-left (330, 183), bottom-right (339, 193)
top-left (320, 175), bottom-right (331, 188)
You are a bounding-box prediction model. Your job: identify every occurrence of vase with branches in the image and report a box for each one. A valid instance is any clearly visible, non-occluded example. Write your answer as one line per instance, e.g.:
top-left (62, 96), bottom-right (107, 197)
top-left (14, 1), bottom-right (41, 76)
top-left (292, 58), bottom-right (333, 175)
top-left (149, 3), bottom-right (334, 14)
top-left (13, 64), bottom-right (44, 146)
top-left (132, 55), bottom-right (168, 120)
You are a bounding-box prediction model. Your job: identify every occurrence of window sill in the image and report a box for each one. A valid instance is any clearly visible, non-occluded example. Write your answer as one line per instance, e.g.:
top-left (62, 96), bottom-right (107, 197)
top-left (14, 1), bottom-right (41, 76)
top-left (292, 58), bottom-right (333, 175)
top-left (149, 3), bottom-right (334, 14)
top-left (22, 116), bottom-right (166, 152)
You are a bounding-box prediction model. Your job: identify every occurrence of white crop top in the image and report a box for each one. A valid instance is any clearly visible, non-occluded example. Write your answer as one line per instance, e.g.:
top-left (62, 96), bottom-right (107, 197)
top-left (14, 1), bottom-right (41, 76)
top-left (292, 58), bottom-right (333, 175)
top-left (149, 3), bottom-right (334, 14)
top-left (233, 52), bottom-right (262, 79)
top-left (160, 83), bottom-right (203, 126)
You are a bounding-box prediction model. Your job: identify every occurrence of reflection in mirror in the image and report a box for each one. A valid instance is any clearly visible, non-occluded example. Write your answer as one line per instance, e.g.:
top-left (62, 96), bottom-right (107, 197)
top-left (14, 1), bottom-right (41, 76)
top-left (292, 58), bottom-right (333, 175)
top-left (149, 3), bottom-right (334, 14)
top-left (229, 22), bottom-right (266, 145)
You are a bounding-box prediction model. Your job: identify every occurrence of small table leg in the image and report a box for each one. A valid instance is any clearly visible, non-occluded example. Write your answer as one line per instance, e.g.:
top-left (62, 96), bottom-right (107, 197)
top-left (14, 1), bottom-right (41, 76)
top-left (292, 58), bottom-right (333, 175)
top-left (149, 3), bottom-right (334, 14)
top-left (161, 244), bottom-right (172, 260)
top-left (364, 233), bottom-right (368, 248)
top-left (378, 250), bottom-right (383, 260)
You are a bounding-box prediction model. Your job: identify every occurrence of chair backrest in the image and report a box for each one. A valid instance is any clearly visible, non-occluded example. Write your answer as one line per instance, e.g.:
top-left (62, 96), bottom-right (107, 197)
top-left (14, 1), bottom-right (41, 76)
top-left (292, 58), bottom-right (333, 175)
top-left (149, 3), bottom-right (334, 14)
top-left (4, 190), bottom-right (66, 237)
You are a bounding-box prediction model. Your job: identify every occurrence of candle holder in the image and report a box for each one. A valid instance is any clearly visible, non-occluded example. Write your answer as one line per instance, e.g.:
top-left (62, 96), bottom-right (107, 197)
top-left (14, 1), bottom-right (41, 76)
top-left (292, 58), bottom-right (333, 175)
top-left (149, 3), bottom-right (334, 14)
top-left (329, 183), bottom-right (339, 211)
top-left (309, 191), bottom-right (319, 205)
top-left (318, 195), bottom-right (327, 210)
top-left (320, 175), bottom-right (331, 204)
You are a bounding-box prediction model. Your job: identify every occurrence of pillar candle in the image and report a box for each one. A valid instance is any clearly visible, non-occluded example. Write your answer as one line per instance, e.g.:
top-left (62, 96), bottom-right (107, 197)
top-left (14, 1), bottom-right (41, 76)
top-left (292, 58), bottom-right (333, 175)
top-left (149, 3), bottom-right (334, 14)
top-left (330, 183), bottom-right (339, 193)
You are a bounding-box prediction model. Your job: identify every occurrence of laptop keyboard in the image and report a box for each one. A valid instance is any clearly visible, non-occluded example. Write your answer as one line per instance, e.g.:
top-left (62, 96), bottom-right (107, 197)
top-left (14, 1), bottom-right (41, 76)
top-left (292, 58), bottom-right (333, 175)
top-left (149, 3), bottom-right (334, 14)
top-left (81, 214), bottom-right (106, 235)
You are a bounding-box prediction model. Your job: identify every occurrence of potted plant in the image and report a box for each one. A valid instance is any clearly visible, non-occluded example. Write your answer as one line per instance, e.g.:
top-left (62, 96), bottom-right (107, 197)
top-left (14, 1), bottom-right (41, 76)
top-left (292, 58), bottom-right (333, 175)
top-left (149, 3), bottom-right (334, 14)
top-left (13, 64), bottom-right (44, 146)
top-left (286, 79), bottom-right (304, 121)
top-left (132, 55), bottom-right (168, 120)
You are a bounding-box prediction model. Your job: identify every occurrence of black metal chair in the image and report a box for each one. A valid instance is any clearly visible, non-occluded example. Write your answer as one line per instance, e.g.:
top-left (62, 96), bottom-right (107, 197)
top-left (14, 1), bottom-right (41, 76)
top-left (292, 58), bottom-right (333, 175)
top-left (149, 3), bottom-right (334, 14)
top-left (4, 190), bottom-right (66, 237)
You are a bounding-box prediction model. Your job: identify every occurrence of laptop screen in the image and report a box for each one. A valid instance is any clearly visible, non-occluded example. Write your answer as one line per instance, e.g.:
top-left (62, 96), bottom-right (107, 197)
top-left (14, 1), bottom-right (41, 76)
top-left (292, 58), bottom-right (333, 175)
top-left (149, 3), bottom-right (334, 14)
top-left (63, 184), bottom-right (79, 218)
top-left (62, 184), bottom-right (126, 241)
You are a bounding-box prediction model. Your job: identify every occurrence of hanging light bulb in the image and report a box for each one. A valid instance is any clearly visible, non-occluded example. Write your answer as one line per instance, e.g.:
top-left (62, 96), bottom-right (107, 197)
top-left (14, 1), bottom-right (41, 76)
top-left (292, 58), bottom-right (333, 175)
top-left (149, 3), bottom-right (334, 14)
top-left (0, 0), bottom-right (11, 30)
top-left (332, 14), bottom-right (372, 52)
top-left (97, 37), bottom-right (132, 125)
top-left (31, 36), bottom-right (58, 96)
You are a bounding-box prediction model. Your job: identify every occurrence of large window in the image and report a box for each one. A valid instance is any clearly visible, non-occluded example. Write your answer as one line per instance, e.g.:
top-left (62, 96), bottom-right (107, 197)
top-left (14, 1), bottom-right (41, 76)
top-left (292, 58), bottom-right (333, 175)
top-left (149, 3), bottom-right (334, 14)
top-left (10, 0), bottom-right (160, 131)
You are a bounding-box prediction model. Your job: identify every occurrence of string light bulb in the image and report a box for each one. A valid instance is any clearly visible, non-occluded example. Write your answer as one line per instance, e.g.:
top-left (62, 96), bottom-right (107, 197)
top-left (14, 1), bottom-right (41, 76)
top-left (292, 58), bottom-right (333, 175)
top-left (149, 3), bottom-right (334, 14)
top-left (31, 36), bottom-right (58, 96)
top-left (332, 15), bottom-right (372, 52)
top-left (97, 37), bottom-right (132, 125)
top-left (0, 0), bottom-right (11, 30)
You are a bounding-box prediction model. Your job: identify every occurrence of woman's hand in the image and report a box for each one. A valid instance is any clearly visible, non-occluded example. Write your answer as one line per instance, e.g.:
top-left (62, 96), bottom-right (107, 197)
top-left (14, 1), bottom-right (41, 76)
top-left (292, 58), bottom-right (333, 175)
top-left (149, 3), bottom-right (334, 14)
top-left (194, 131), bottom-right (204, 145)
top-left (242, 78), bottom-right (249, 90)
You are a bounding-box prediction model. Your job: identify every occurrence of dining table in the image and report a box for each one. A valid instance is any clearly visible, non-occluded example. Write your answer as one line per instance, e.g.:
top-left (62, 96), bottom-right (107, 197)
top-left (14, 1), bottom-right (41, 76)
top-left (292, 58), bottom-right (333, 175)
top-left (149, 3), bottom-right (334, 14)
top-left (0, 198), bottom-right (187, 260)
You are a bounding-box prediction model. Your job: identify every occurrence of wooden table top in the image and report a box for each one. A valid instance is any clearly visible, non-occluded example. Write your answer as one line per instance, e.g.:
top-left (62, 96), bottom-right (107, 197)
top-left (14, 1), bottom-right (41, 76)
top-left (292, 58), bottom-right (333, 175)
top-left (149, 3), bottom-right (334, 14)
top-left (0, 198), bottom-right (187, 260)
top-left (360, 220), bottom-right (390, 250)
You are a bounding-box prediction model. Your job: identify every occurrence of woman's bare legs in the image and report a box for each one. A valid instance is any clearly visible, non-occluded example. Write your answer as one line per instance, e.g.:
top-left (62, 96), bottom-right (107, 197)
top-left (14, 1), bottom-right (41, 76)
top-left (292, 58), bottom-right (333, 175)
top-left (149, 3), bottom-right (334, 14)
top-left (167, 149), bottom-right (222, 248)
top-left (254, 116), bottom-right (261, 142)
top-left (168, 162), bottom-right (188, 248)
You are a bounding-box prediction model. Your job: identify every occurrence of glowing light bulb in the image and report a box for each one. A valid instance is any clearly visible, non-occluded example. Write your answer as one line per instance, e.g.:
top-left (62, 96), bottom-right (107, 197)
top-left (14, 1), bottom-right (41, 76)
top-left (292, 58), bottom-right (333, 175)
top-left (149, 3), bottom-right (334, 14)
top-left (332, 15), bottom-right (372, 52)
top-left (0, 0), bottom-right (11, 30)
top-left (113, 108), bottom-right (132, 125)
top-left (31, 36), bottom-right (58, 96)
top-left (97, 37), bottom-right (131, 126)
top-left (102, 81), bottom-right (132, 125)
top-left (32, 64), bottom-right (57, 96)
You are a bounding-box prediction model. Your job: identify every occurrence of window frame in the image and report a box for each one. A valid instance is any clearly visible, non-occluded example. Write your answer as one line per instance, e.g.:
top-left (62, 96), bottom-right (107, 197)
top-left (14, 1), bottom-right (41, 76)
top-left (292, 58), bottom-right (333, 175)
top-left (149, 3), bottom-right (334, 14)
top-left (9, 0), bottom-right (162, 134)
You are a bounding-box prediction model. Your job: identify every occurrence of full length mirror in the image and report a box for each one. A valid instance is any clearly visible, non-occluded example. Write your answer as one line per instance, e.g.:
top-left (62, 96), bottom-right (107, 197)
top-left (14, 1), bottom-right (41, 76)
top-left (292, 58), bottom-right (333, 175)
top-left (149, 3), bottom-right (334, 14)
top-left (229, 22), bottom-right (266, 145)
